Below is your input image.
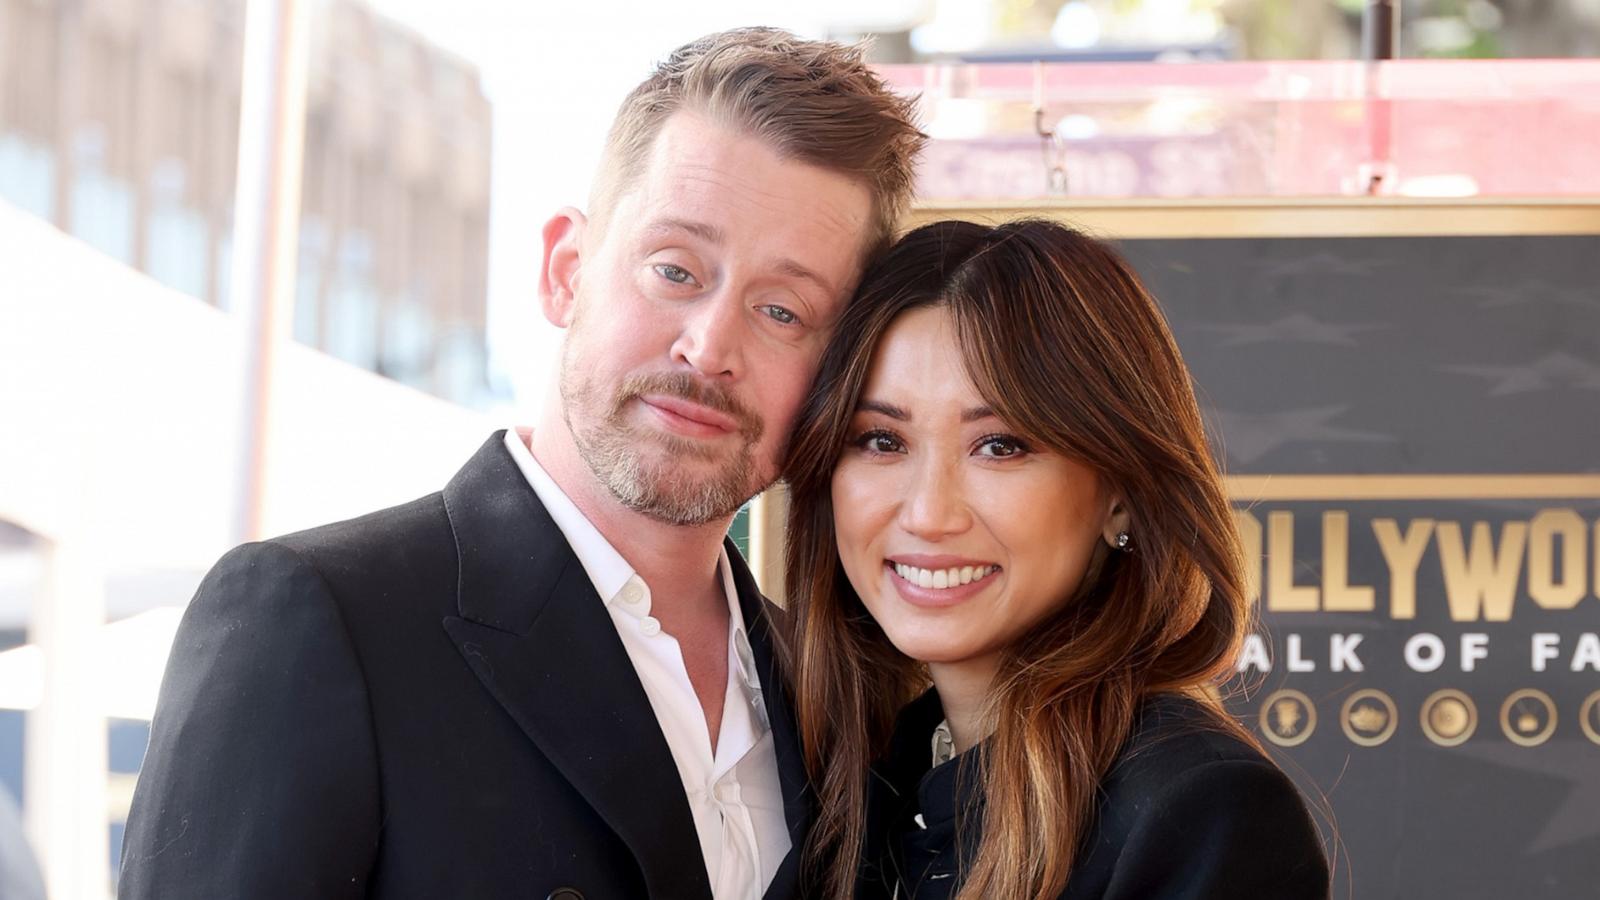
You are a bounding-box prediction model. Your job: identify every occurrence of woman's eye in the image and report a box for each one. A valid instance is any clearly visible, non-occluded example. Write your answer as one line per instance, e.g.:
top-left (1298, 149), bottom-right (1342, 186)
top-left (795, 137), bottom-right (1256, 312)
top-left (976, 434), bottom-right (1029, 458)
top-left (653, 263), bottom-right (697, 286)
top-left (760, 305), bottom-right (799, 326)
top-left (851, 429), bottom-right (904, 454)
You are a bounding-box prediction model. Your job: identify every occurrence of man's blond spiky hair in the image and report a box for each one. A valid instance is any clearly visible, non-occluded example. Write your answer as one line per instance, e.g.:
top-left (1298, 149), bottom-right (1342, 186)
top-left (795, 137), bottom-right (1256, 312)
top-left (590, 27), bottom-right (925, 255)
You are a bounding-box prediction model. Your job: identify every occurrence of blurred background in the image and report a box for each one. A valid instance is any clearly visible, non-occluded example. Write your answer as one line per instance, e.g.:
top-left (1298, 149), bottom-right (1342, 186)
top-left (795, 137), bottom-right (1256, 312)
top-left (2, 1), bottom-right (1598, 897)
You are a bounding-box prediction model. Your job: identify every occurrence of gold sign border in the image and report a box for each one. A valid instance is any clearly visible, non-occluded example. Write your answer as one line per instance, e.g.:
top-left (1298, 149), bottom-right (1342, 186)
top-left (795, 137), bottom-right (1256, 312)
top-left (908, 201), bottom-right (1600, 505)
top-left (1225, 474), bottom-right (1600, 502)
top-left (907, 198), bottom-right (1600, 240)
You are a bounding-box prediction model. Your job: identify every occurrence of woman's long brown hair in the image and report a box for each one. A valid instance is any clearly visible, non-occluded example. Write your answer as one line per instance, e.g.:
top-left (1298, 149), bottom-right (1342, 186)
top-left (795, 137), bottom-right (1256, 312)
top-left (782, 219), bottom-right (1257, 900)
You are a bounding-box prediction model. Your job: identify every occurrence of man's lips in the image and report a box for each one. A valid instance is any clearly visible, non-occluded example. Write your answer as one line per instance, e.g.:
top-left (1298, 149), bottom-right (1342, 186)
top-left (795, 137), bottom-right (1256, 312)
top-left (638, 394), bottom-right (741, 435)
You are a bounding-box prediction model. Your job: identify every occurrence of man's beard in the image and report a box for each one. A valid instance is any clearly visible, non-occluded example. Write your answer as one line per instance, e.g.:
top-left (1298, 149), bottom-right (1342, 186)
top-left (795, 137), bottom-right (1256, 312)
top-left (560, 350), bottom-right (768, 527)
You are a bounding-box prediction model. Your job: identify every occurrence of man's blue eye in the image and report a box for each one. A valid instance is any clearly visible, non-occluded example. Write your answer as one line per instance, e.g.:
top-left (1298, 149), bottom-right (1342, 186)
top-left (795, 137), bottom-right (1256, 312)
top-left (654, 264), bottom-right (695, 285)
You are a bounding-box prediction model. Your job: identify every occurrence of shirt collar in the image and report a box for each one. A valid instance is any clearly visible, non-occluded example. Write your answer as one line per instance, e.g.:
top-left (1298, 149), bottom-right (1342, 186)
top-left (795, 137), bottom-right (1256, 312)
top-left (503, 428), bottom-right (639, 604)
top-left (501, 430), bottom-right (746, 638)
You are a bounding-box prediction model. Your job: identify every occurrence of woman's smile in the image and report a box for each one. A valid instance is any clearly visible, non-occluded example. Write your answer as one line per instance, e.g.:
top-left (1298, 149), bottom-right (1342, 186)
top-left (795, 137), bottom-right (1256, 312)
top-left (883, 556), bottom-right (1002, 607)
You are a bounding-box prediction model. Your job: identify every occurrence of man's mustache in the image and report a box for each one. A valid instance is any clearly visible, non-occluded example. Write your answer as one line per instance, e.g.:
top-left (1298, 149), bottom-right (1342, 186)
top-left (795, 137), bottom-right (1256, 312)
top-left (615, 372), bottom-right (764, 442)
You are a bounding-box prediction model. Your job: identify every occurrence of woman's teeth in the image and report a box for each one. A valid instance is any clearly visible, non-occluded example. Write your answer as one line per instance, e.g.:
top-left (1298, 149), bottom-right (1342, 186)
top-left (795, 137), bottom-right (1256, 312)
top-left (892, 563), bottom-right (996, 589)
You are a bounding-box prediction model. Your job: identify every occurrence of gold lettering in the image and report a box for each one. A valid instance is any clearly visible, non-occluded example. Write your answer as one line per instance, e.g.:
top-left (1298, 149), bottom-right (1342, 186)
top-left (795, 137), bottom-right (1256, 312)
top-left (1268, 511), bottom-right (1319, 612)
top-left (1372, 518), bottom-right (1433, 620)
top-left (1527, 509), bottom-right (1587, 610)
top-left (1233, 509), bottom-right (1262, 606)
top-left (1322, 510), bottom-right (1375, 612)
top-left (1438, 521), bottom-right (1528, 622)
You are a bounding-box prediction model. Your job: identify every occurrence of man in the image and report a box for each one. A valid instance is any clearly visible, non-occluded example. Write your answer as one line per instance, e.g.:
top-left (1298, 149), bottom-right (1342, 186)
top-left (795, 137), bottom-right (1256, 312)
top-left (119, 27), bottom-right (922, 900)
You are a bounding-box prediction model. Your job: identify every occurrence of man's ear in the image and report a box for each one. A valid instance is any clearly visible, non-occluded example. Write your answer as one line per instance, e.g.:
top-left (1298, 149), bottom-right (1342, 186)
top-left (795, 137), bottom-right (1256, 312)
top-left (1101, 494), bottom-right (1133, 550)
top-left (539, 207), bottom-right (587, 328)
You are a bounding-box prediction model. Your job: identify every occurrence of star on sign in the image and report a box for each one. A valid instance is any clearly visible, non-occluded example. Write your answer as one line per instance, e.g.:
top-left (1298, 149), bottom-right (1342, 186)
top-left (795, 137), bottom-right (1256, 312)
top-left (1453, 280), bottom-right (1600, 311)
top-left (1195, 313), bottom-right (1386, 348)
top-left (1250, 252), bottom-right (1392, 280)
top-left (1447, 741), bottom-right (1600, 855)
top-left (1444, 352), bottom-right (1600, 397)
top-left (1209, 405), bottom-right (1397, 464)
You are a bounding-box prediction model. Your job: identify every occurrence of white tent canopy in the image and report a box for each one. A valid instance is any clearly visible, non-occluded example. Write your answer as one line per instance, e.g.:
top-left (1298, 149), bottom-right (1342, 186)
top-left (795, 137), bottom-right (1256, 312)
top-left (0, 198), bottom-right (496, 899)
top-left (0, 200), bottom-right (494, 576)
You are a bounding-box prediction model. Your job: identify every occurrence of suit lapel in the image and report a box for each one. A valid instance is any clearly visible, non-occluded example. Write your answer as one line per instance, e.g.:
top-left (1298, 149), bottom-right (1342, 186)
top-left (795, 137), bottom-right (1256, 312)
top-left (725, 541), bottom-right (815, 900)
top-left (439, 433), bottom-right (713, 900)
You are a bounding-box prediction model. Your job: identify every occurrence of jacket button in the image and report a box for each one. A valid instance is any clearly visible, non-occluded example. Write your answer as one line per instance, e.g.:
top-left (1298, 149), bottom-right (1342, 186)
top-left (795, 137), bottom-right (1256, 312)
top-left (547, 890), bottom-right (584, 900)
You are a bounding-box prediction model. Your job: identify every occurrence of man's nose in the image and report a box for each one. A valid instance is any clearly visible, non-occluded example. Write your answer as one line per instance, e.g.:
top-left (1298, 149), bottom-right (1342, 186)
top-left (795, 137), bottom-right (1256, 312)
top-left (671, 290), bottom-right (744, 380)
top-left (898, 457), bottom-right (972, 541)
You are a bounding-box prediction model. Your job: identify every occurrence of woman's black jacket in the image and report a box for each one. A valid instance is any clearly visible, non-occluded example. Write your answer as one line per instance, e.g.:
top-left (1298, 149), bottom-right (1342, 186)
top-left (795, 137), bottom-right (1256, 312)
top-left (856, 691), bottom-right (1331, 899)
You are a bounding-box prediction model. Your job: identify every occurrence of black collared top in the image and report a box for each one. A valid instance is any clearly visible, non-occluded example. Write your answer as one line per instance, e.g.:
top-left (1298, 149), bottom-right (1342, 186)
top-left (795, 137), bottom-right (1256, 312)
top-left (857, 690), bottom-right (1331, 900)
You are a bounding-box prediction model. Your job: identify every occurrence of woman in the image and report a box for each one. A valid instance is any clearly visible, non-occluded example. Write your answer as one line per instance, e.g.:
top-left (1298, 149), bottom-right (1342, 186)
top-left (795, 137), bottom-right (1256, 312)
top-left (781, 219), bottom-right (1330, 900)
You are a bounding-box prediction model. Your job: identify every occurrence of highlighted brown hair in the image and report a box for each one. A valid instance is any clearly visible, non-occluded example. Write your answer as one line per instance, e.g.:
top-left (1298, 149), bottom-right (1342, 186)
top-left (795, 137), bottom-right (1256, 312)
top-left (590, 27), bottom-right (924, 255)
top-left (782, 219), bottom-right (1259, 900)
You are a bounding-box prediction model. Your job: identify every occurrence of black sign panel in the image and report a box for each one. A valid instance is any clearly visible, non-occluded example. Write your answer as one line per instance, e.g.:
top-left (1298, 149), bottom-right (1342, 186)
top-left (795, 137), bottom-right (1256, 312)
top-left (1119, 235), bottom-right (1600, 899)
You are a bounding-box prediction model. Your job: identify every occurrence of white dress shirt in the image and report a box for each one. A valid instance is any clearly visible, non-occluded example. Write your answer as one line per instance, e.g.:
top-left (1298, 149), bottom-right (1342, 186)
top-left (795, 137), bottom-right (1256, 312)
top-left (502, 430), bottom-right (790, 900)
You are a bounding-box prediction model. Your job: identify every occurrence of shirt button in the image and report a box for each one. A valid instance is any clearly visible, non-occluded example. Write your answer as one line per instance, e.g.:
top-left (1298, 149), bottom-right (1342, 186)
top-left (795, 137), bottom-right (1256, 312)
top-left (620, 583), bottom-right (644, 605)
top-left (640, 616), bottom-right (661, 637)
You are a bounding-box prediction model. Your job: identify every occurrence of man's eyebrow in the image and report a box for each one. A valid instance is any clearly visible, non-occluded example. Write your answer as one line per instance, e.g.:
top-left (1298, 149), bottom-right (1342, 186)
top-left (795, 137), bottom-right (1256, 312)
top-left (644, 219), bottom-right (836, 297)
top-left (645, 217), bottom-right (725, 245)
top-left (856, 399), bottom-right (908, 420)
top-left (775, 258), bottom-right (836, 296)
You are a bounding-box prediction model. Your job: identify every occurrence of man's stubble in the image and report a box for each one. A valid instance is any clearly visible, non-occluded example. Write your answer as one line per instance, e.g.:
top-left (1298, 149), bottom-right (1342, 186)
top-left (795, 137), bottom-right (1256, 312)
top-left (558, 304), bottom-right (770, 527)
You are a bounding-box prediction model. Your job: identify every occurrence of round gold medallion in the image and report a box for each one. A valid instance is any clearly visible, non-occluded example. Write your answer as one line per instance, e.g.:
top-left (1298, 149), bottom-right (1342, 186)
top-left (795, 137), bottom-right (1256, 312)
top-left (1340, 688), bottom-right (1398, 747)
top-left (1579, 690), bottom-right (1600, 747)
top-left (1260, 689), bottom-right (1316, 748)
top-left (1420, 689), bottom-right (1477, 747)
top-left (1499, 689), bottom-right (1557, 747)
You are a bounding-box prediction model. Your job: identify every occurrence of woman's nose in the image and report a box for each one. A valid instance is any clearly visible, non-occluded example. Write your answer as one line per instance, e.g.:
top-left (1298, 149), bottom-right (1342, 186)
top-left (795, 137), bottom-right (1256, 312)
top-left (897, 458), bottom-right (972, 541)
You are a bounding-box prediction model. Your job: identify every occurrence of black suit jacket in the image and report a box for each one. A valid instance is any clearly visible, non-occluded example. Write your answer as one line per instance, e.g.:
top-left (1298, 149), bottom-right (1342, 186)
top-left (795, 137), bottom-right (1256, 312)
top-left (859, 691), bottom-right (1330, 900)
top-left (119, 432), bottom-right (813, 900)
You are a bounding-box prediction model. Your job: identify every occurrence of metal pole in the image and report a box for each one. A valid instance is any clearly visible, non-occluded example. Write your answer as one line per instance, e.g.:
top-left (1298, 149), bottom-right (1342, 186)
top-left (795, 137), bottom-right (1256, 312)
top-left (1358, 0), bottom-right (1400, 195)
top-left (1363, 0), bottom-right (1399, 61)
top-left (228, 0), bottom-right (311, 544)
top-left (26, 530), bottom-right (109, 900)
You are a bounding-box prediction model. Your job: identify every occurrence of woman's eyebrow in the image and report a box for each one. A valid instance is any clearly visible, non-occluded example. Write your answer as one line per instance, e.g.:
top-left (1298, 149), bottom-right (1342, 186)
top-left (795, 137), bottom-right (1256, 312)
top-left (855, 400), bottom-right (996, 423)
top-left (855, 399), bottom-right (908, 420)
